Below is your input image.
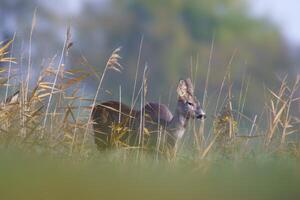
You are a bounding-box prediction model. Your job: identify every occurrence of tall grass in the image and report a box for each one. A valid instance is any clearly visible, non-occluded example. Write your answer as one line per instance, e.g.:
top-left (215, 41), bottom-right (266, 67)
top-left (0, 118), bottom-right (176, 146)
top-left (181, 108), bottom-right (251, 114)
top-left (0, 36), bottom-right (299, 160)
top-left (1, 30), bottom-right (300, 199)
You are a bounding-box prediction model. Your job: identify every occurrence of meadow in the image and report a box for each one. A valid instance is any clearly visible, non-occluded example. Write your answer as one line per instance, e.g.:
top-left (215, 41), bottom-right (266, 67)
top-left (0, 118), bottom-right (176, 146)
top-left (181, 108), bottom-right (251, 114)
top-left (0, 36), bottom-right (300, 200)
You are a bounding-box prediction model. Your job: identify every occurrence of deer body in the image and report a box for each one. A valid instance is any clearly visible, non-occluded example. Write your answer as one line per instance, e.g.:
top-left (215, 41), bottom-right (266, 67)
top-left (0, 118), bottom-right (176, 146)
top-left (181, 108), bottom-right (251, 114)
top-left (92, 78), bottom-right (205, 150)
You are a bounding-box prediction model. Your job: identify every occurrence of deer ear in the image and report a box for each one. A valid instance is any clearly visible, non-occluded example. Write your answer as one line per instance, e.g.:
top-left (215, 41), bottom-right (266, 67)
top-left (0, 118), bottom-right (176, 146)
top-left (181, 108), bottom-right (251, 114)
top-left (185, 78), bottom-right (194, 94)
top-left (177, 79), bottom-right (188, 97)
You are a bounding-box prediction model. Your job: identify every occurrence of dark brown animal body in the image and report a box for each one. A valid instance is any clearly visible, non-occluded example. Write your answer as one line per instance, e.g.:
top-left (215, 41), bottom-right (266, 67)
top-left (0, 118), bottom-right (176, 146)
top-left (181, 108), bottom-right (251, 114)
top-left (92, 101), bottom-right (173, 149)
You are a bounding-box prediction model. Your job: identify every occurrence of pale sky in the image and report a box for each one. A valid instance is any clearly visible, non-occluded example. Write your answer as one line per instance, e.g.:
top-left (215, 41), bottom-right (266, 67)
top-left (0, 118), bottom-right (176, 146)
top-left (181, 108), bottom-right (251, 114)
top-left (248, 0), bottom-right (300, 45)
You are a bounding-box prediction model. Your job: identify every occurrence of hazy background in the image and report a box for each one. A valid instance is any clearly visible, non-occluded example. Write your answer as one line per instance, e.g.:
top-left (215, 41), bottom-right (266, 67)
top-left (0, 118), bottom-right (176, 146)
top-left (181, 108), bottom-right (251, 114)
top-left (0, 0), bottom-right (299, 116)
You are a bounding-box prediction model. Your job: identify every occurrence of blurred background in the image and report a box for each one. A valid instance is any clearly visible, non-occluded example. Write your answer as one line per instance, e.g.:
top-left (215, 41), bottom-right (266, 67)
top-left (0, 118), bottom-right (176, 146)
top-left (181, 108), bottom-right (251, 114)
top-left (0, 0), bottom-right (299, 116)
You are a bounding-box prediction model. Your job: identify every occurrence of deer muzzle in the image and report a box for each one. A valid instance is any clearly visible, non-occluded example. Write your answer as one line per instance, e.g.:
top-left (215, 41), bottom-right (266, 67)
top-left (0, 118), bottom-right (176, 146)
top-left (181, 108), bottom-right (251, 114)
top-left (196, 109), bottom-right (206, 119)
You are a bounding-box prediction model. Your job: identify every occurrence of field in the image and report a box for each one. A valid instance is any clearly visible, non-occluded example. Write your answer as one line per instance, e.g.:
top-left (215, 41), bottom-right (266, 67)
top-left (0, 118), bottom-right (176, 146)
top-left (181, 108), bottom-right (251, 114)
top-left (1, 149), bottom-right (300, 200)
top-left (0, 37), bottom-right (300, 200)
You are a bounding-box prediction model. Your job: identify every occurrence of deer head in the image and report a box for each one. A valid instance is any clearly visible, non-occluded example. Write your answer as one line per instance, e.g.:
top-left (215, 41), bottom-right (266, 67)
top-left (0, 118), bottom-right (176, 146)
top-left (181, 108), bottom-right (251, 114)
top-left (176, 78), bottom-right (206, 119)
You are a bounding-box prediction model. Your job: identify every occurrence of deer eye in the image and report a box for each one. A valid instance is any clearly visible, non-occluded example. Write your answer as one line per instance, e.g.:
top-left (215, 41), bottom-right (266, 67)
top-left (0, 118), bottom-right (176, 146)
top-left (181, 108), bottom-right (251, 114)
top-left (186, 101), bottom-right (193, 106)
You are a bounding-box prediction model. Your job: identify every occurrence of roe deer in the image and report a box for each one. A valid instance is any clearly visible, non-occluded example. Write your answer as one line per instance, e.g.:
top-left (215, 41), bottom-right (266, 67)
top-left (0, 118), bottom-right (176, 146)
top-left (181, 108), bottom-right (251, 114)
top-left (92, 78), bottom-right (205, 151)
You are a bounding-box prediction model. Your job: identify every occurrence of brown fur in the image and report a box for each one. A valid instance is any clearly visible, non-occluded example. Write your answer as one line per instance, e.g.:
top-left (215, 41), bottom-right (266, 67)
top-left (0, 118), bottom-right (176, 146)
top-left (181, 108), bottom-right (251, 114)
top-left (92, 101), bottom-right (139, 149)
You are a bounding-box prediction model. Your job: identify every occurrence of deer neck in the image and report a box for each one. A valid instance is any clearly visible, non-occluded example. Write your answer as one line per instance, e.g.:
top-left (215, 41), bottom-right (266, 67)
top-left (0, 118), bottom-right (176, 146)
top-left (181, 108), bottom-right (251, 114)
top-left (167, 107), bottom-right (188, 139)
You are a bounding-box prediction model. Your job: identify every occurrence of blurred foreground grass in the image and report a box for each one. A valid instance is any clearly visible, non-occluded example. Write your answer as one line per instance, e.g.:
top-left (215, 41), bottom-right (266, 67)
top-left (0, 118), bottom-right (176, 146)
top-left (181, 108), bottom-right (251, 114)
top-left (0, 148), bottom-right (300, 200)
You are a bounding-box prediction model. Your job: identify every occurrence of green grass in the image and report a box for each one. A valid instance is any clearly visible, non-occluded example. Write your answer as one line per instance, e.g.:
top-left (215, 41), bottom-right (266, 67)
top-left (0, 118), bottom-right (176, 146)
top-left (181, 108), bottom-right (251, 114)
top-left (0, 148), bottom-right (300, 200)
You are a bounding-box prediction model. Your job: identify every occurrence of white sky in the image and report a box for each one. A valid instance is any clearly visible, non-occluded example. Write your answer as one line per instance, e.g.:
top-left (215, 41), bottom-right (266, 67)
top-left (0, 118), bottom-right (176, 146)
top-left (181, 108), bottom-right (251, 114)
top-left (248, 0), bottom-right (300, 45)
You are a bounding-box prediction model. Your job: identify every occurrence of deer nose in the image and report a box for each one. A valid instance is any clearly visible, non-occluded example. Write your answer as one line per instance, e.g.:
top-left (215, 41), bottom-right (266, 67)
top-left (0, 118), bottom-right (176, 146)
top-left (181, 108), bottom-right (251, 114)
top-left (196, 109), bottom-right (206, 119)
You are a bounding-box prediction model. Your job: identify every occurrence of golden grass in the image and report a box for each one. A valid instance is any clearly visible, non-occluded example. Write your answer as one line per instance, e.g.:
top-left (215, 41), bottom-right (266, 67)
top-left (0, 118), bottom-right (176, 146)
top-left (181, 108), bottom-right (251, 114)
top-left (0, 37), bottom-right (299, 163)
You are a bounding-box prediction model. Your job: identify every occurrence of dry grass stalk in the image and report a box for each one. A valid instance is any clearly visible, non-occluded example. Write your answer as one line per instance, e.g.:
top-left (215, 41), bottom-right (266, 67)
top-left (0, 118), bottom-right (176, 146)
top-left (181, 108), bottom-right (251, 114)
top-left (0, 38), bottom-right (94, 155)
top-left (265, 76), bottom-right (300, 147)
top-left (81, 47), bottom-right (122, 151)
